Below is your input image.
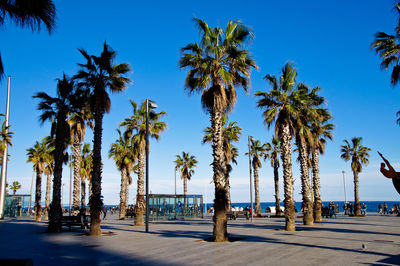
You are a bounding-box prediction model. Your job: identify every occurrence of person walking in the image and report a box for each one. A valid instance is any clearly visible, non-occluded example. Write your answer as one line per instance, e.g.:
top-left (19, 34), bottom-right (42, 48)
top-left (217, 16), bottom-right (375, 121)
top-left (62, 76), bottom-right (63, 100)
top-left (378, 203), bottom-right (383, 214)
top-left (384, 202), bottom-right (388, 215)
top-left (103, 205), bottom-right (107, 220)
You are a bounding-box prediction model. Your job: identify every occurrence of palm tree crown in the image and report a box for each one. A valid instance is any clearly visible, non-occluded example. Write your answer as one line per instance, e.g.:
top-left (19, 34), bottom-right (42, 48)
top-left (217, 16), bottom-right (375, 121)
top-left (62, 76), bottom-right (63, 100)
top-left (340, 137), bottom-right (371, 174)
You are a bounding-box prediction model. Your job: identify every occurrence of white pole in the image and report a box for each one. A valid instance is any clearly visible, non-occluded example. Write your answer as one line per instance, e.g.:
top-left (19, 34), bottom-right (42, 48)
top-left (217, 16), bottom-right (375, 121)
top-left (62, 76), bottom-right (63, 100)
top-left (0, 76), bottom-right (11, 219)
top-left (342, 170), bottom-right (347, 203)
top-left (248, 136), bottom-right (253, 222)
top-left (28, 170), bottom-right (34, 215)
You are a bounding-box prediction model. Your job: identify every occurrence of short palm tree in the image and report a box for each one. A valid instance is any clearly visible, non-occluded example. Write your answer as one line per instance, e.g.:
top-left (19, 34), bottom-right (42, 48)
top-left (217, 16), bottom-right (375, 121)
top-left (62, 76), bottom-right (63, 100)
top-left (265, 136), bottom-right (282, 216)
top-left (0, 0), bottom-right (56, 79)
top-left (246, 139), bottom-right (268, 216)
top-left (9, 181), bottom-right (21, 195)
top-left (174, 152), bottom-right (198, 196)
top-left (120, 99), bottom-right (167, 226)
top-left (26, 140), bottom-right (47, 221)
top-left (255, 62), bottom-right (298, 231)
top-left (74, 43), bottom-right (131, 235)
top-left (69, 104), bottom-right (93, 215)
top-left (340, 137), bottom-right (371, 216)
top-left (34, 74), bottom-right (83, 232)
top-left (0, 113), bottom-right (13, 164)
top-left (180, 18), bottom-right (257, 241)
top-left (310, 109), bottom-right (334, 221)
top-left (109, 129), bottom-right (136, 220)
top-left (371, 2), bottom-right (400, 87)
top-left (203, 115), bottom-right (242, 209)
top-left (80, 143), bottom-right (93, 211)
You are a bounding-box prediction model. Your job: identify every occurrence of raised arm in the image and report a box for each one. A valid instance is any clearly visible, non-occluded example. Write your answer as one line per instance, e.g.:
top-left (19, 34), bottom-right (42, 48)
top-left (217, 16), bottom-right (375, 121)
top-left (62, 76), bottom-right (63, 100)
top-left (378, 152), bottom-right (398, 179)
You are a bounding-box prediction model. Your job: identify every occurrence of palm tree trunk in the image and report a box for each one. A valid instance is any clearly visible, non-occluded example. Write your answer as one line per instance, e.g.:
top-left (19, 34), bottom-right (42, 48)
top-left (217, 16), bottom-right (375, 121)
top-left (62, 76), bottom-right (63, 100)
top-left (34, 170), bottom-right (42, 222)
top-left (211, 109), bottom-right (228, 242)
top-left (80, 176), bottom-right (86, 211)
top-left (273, 162), bottom-right (281, 217)
top-left (134, 145), bottom-right (145, 226)
top-left (253, 164), bottom-right (261, 216)
top-left (88, 178), bottom-right (92, 201)
top-left (297, 136), bottom-right (313, 226)
top-left (119, 167), bottom-right (127, 220)
top-left (48, 120), bottom-right (66, 233)
top-left (183, 176), bottom-right (187, 214)
top-left (353, 169), bottom-right (361, 216)
top-left (89, 110), bottom-right (104, 236)
top-left (280, 122), bottom-right (295, 231)
top-left (312, 149), bottom-right (322, 222)
top-left (225, 170), bottom-right (231, 211)
top-left (72, 141), bottom-right (81, 216)
top-left (125, 176), bottom-right (129, 210)
top-left (44, 173), bottom-right (51, 220)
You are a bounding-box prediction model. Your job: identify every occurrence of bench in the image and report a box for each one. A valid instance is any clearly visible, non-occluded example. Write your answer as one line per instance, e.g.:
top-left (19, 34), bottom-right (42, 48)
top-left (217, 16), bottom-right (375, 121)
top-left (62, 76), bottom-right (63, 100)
top-left (61, 214), bottom-right (89, 230)
top-left (126, 209), bottom-right (135, 218)
top-left (227, 210), bottom-right (250, 220)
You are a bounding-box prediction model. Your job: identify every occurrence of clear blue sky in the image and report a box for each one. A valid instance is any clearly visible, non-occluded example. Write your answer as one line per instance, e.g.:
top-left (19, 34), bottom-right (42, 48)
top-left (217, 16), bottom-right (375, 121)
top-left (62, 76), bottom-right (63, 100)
top-left (2, 0), bottom-right (400, 205)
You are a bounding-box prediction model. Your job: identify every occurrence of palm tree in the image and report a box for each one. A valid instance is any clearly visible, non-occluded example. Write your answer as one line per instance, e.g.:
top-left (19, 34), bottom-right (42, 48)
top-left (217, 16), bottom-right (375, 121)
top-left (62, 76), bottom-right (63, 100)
top-left (0, 0), bottom-right (56, 79)
top-left (255, 62), bottom-right (299, 231)
top-left (202, 115), bottom-right (242, 209)
top-left (265, 136), bottom-right (282, 216)
top-left (371, 2), bottom-right (400, 87)
top-left (292, 84), bottom-right (326, 226)
top-left (34, 74), bottom-right (83, 232)
top-left (80, 143), bottom-right (93, 211)
top-left (174, 152), bottom-right (198, 196)
top-left (26, 140), bottom-right (47, 221)
top-left (74, 43), bottom-right (131, 235)
top-left (340, 137), bottom-right (371, 216)
top-left (179, 18), bottom-right (257, 241)
top-left (120, 99), bottom-right (167, 226)
top-left (43, 136), bottom-right (55, 220)
top-left (69, 104), bottom-right (93, 215)
top-left (0, 113), bottom-right (13, 165)
top-left (245, 139), bottom-right (268, 216)
top-left (310, 109), bottom-right (334, 222)
top-left (9, 181), bottom-right (21, 195)
top-left (109, 129), bottom-right (136, 220)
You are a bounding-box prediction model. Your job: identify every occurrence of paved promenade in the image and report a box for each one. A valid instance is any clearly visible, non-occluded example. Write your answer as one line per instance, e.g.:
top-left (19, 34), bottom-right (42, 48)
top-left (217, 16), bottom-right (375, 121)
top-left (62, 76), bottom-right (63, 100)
top-left (1, 213), bottom-right (400, 265)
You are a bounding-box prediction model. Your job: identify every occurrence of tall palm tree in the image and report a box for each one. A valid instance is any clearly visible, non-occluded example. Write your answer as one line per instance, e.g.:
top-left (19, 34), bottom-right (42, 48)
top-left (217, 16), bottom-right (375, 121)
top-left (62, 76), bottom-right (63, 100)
top-left (109, 129), bottom-right (136, 220)
top-left (340, 137), bottom-right (371, 216)
top-left (179, 19), bottom-right (257, 241)
top-left (174, 152), bottom-right (198, 196)
top-left (310, 109), bottom-right (334, 222)
top-left (371, 2), bottom-right (400, 87)
top-left (265, 136), bottom-right (282, 216)
top-left (9, 181), bottom-right (21, 195)
top-left (74, 43), bottom-right (131, 235)
top-left (69, 104), bottom-right (93, 215)
top-left (43, 136), bottom-right (55, 220)
top-left (255, 62), bottom-right (299, 231)
top-left (0, 0), bottom-right (56, 79)
top-left (26, 140), bottom-right (47, 221)
top-left (80, 143), bottom-right (92, 211)
top-left (202, 115), bottom-right (242, 209)
top-left (292, 83), bottom-right (325, 226)
top-left (245, 139), bottom-right (268, 216)
top-left (120, 99), bottom-right (167, 226)
top-left (34, 74), bottom-right (83, 232)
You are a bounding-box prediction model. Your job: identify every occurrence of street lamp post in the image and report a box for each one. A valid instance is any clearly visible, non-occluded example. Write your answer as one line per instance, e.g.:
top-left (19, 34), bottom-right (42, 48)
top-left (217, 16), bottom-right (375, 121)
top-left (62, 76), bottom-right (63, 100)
top-left (174, 167), bottom-right (177, 220)
top-left (342, 170), bottom-right (347, 203)
top-left (0, 76), bottom-right (11, 219)
top-left (248, 136), bottom-right (253, 222)
top-left (145, 99), bottom-right (157, 233)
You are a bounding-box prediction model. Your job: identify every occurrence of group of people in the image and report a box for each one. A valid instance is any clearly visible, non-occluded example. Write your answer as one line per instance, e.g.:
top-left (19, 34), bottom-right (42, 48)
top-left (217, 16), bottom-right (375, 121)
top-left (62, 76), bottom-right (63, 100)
top-left (378, 202), bottom-right (399, 215)
top-left (343, 202), bottom-right (367, 215)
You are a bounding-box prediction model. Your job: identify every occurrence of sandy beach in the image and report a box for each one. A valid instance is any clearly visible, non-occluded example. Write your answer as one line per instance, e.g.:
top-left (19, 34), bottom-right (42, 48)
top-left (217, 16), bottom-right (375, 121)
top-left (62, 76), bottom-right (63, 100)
top-left (0, 213), bottom-right (399, 265)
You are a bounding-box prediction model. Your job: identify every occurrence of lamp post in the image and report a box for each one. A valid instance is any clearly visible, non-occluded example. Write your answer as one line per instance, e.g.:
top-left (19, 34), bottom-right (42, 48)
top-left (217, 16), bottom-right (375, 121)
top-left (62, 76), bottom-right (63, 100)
top-left (342, 170), bottom-right (347, 203)
top-left (0, 76), bottom-right (11, 219)
top-left (248, 136), bottom-right (253, 222)
top-left (145, 99), bottom-right (157, 233)
top-left (174, 167), bottom-right (177, 220)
